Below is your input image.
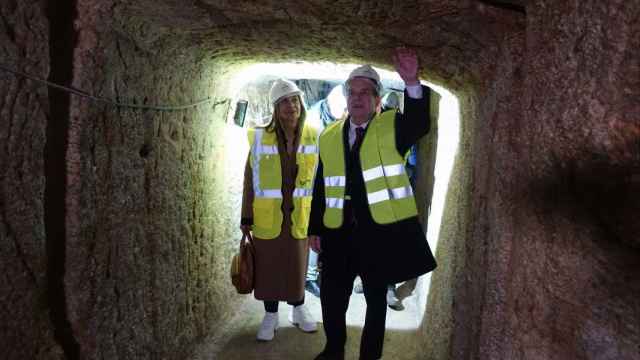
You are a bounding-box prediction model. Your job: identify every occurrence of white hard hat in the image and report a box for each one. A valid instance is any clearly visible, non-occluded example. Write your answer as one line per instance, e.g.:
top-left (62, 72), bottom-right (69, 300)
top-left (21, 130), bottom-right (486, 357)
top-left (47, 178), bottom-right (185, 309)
top-left (346, 65), bottom-right (381, 94)
top-left (269, 78), bottom-right (303, 105)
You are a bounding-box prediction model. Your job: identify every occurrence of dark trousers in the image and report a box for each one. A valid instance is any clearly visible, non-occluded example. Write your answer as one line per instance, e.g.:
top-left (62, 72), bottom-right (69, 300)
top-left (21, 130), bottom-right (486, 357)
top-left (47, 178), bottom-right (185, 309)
top-left (264, 299), bottom-right (304, 313)
top-left (320, 252), bottom-right (388, 360)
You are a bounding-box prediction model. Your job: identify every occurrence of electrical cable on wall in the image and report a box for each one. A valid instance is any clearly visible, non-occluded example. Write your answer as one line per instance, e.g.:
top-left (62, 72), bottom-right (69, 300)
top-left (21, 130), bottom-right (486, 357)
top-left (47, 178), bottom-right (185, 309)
top-left (0, 63), bottom-right (228, 111)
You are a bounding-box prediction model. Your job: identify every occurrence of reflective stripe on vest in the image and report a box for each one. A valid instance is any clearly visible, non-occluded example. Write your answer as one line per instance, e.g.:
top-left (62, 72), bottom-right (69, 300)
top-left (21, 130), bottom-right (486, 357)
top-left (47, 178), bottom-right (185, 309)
top-left (319, 119), bottom-right (347, 227)
top-left (362, 164), bottom-right (405, 182)
top-left (293, 188), bottom-right (313, 197)
top-left (298, 144), bottom-right (318, 154)
top-left (325, 197), bottom-right (344, 209)
top-left (256, 144), bottom-right (279, 155)
top-left (319, 111), bottom-right (418, 228)
top-left (251, 129), bottom-right (283, 200)
top-left (324, 176), bottom-right (346, 187)
top-left (367, 186), bottom-right (414, 204)
top-left (248, 124), bottom-right (319, 239)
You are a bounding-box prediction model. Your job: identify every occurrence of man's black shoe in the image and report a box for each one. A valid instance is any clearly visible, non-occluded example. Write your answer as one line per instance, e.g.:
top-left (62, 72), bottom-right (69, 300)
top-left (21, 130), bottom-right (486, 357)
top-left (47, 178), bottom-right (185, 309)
top-left (305, 280), bottom-right (321, 298)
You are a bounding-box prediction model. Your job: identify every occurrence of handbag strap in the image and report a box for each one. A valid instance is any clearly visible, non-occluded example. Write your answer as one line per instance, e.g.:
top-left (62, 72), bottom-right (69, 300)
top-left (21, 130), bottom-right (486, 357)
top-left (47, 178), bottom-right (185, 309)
top-left (240, 232), bottom-right (254, 249)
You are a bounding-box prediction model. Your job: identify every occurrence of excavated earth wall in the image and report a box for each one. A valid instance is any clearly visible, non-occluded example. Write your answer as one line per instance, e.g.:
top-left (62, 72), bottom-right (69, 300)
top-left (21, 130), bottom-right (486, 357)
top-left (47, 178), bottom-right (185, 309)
top-left (0, 1), bottom-right (638, 359)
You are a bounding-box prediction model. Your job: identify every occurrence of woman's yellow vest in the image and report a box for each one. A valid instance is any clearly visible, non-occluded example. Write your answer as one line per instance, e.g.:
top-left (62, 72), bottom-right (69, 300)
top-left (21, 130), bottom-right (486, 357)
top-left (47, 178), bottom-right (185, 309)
top-left (247, 124), bottom-right (319, 239)
top-left (319, 111), bottom-right (418, 228)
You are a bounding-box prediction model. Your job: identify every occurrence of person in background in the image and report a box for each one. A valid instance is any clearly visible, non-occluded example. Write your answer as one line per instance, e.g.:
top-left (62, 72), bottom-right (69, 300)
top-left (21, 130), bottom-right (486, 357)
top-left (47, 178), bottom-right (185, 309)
top-left (305, 246), bottom-right (321, 298)
top-left (305, 84), bottom-right (348, 298)
top-left (307, 84), bottom-right (348, 129)
top-left (240, 78), bottom-right (319, 341)
top-left (380, 90), bottom-right (401, 113)
top-left (308, 47), bottom-right (437, 360)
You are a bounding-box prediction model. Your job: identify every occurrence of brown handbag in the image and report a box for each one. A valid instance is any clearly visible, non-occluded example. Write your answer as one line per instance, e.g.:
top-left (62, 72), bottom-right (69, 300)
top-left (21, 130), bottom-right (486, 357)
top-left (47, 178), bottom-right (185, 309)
top-left (230, 233), bottom-right (255, 294)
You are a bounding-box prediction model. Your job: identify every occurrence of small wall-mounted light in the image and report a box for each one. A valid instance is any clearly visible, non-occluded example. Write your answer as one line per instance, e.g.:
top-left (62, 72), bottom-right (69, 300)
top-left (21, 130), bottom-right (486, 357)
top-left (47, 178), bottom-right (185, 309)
top-left (233, 99), bottom-right (248, 127)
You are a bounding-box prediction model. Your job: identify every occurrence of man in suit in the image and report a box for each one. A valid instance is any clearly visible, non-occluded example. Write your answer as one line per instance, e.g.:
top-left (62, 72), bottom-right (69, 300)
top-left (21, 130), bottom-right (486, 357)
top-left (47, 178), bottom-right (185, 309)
top-left (308, 47), bottom-right (437, 360)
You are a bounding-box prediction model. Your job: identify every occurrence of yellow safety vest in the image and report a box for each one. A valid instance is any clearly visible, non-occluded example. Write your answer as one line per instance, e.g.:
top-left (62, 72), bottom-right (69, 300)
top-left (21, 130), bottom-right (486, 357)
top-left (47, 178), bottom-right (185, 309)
top-left (247, 124), bottom-right (319, 239)
top-left (319, 111), bottom-right (418, 228)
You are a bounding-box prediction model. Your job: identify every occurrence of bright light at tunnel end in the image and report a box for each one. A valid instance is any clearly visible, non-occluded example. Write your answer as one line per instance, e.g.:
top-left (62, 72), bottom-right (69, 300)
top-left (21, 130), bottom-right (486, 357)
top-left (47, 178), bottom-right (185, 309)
top-left (226, 62), bottom-right (423, 98)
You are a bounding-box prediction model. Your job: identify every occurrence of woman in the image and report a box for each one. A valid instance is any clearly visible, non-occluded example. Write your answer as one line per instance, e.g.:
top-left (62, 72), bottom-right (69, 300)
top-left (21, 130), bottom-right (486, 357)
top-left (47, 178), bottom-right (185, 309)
top-left (240, 78), bottom-right (319, 341)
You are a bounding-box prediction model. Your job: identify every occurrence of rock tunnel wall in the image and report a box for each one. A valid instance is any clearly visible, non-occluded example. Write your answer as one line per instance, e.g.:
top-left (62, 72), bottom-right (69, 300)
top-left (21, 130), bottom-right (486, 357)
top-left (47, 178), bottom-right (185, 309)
top-left (423, 1), bottom-right (640, 360)
top-left (62, 3), bottom-right (243, 359)
top-left (418, 7), bottom-right (527, 360)
top-left (1, 1), bottom-right (639, 360)
top-left (506, 2), bottom-right (640, 359)
top-left (0, 1), bottom-right (64, 358)
top-left (1, 1), bottom-right (244, 359)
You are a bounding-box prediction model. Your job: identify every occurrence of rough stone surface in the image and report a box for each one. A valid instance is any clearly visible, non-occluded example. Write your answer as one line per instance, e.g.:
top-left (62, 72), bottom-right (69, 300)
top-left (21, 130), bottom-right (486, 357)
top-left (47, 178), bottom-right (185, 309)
top-left (506, 2), bottom-right (640, 359)
top-left (424, 2), bottom-right (639, 360)
top-left (62, 2), bottom-right (244, 358)
top-left (0, 1), bottom-right (64, 359)
top-left (415, 90), bottom-right (441, 225)
top-left (112, 0), bottom-right (523, 88)
top-left (1, 0), bottom-right (639, 359)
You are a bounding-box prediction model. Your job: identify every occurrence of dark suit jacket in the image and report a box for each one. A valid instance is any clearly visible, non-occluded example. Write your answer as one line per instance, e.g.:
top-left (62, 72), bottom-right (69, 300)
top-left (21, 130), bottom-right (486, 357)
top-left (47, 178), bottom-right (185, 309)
top-left (309, 85), bottom-right (437, 285)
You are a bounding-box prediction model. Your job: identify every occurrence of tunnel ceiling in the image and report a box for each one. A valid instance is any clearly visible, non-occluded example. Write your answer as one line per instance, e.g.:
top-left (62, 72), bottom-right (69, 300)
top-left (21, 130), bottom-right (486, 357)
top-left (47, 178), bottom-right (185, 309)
top-left (113, 0), bottom-right (526, 86)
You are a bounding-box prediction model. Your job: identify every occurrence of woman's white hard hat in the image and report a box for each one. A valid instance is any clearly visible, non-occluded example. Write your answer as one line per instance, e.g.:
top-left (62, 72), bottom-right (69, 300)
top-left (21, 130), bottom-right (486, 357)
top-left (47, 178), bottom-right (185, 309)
top-left (269, 78), bottom-right (303, 105)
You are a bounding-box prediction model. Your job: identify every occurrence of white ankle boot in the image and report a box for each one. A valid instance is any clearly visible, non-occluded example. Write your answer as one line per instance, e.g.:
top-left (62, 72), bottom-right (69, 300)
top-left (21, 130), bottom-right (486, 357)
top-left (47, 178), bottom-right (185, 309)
top-left (257, 312), bottom-right (279, 341)
top-left (289, 304), bottom-right (317, 333)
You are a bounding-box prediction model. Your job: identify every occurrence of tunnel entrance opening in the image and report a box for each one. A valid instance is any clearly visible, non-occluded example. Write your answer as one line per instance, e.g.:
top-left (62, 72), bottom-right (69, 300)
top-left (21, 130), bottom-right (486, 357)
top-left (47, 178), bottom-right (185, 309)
top-left (221, 62), bottom-right (460, 333)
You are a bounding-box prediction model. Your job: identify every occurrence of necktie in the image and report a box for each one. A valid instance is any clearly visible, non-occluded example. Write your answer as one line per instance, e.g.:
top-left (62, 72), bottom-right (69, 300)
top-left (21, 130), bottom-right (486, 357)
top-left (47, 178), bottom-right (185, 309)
top-left (352, 127), bottom-right (365, 152)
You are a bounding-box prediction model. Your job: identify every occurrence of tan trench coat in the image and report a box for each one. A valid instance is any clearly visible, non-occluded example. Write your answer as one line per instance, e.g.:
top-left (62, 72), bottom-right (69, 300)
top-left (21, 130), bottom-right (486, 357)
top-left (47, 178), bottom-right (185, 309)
top-left (242, 126), bottom-right (309, 302)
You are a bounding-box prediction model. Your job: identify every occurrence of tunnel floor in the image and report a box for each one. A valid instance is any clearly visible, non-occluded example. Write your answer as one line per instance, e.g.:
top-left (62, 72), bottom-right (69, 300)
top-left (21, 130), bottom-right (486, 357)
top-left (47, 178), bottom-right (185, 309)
top-left (195, 284), bottom-right (424, 359)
